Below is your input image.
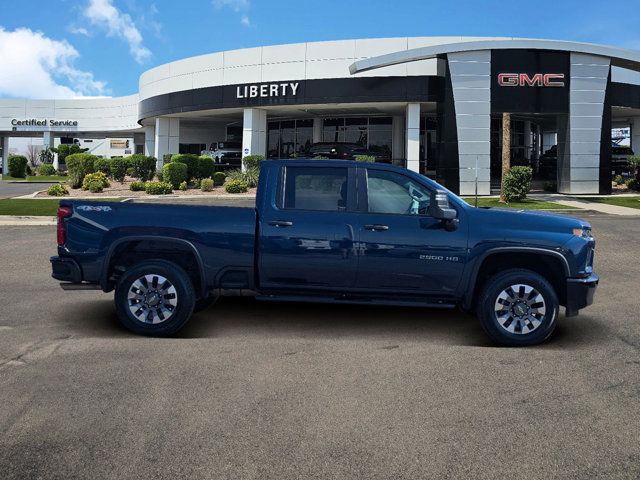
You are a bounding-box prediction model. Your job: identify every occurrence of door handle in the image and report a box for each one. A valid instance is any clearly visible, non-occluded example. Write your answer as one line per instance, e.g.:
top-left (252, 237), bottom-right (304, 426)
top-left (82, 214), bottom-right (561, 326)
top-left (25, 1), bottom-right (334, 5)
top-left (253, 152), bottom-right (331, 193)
top-left (268, 220), bottom-right (293, 227)
top-left (364, 224), bottom-right (389, 231)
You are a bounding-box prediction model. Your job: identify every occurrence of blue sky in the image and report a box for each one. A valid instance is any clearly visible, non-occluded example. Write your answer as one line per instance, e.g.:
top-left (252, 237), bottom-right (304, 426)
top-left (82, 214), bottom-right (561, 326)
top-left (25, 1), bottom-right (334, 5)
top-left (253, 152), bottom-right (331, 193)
top-left (0, 0), bottom-right (639, 98)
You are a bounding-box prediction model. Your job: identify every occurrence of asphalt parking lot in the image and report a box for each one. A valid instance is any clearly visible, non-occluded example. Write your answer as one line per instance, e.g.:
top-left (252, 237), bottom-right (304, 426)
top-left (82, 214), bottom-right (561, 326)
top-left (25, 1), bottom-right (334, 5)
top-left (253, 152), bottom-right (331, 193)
top-left (1, 212), bottom-right (638, 479)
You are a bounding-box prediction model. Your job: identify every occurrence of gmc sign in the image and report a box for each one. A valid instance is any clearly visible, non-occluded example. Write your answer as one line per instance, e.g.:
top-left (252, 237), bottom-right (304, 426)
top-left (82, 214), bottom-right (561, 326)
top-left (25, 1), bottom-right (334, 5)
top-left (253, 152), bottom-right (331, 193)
top-left (498, 73), bottom-right (565, 87)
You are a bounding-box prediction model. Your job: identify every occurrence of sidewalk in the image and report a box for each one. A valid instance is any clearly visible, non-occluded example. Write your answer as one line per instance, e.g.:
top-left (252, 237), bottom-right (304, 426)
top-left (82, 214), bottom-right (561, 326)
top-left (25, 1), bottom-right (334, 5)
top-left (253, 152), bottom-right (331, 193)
top-left (531, 194), bottom-right (640, 216)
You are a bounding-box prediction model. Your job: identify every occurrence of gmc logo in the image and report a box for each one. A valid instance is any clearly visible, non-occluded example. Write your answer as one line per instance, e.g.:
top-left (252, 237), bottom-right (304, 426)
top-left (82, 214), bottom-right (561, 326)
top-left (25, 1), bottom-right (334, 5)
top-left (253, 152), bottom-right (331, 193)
top-left (498, 73), bottom-right (565, 87)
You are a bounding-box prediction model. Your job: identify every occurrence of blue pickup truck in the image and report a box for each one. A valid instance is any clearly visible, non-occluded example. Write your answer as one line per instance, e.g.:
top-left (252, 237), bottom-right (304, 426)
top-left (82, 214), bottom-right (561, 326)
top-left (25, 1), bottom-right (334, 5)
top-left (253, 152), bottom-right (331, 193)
top-left (51, 159), bottom-right (598, 346)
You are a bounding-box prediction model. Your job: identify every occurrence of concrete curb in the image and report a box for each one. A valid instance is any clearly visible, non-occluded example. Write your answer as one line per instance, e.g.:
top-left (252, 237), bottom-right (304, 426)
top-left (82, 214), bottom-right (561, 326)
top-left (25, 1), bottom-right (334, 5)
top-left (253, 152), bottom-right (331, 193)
top-left (0, 216), bottom-right (56, 226)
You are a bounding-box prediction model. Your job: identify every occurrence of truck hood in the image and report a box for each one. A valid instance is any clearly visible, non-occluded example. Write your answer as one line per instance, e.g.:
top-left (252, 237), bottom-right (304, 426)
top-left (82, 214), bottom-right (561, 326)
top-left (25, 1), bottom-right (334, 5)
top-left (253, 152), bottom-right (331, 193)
top-left (466, 206), bottom-right (591, 231)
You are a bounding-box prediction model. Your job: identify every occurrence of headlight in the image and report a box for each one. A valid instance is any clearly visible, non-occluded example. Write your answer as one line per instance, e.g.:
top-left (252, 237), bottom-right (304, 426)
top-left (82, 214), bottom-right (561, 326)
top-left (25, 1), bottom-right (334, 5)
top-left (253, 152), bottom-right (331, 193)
top-left (573, 227), bottom-right (593, 239)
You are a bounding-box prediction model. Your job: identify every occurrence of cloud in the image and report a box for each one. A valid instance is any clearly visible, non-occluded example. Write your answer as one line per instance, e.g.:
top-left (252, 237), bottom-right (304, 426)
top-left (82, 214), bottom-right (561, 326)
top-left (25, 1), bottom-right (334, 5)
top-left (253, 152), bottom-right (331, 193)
top-left (83, 0), bottom-right (151, 63)
top-left (0, 27), bottom-right (108, 99)
top-left (213, 0), bottom-right (252, 27)
top-left (68, 25), bottom-right (90, 36)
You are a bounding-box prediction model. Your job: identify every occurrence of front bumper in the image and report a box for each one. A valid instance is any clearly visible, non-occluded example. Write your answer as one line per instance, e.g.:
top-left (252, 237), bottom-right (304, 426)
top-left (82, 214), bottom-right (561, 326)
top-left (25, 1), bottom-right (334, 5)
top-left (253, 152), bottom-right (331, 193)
top-left (50, 256), bottom-right (82, 283)
top-left (565, 273), bottom-right (599, 317)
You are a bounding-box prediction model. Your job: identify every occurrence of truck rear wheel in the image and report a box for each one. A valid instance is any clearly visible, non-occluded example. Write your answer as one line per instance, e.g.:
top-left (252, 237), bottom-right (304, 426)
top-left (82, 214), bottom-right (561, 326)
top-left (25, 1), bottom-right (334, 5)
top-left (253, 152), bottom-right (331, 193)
top-left (477, 269), bottom-right (559, 346)
top-left (114, 260), bottom-right (195, 336)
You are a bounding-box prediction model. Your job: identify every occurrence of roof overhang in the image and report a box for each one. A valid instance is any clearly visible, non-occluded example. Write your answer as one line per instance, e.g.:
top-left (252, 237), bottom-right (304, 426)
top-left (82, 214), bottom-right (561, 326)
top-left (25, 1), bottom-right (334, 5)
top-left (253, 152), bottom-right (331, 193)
top-left (349, 38), bottom-right (640, 75)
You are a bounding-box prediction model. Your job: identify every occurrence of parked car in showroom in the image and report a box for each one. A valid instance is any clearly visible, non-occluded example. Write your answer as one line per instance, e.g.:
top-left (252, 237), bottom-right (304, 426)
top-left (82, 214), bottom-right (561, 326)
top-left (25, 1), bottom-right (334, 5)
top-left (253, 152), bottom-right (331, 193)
top-left (200, 141), bottom-right (242, 167)
top-left (306, 142), bottom-right (390, 162)
top-left (51, 159), bottom-right (598, 346)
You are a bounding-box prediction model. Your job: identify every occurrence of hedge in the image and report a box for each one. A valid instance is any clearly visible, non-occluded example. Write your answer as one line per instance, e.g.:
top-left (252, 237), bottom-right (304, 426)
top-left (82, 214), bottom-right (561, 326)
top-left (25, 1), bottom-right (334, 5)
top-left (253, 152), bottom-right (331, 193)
top-left (130, 181), bottom-right (146, 191)
top-left (94, 158), bottom-right (112, 176)
top-left (7, 155), bottom-right (28, 178)
top-left (170, 154), bottom-right (199, 180)
top-left (38, 164), bottom-right (56, 176)
top-left (145, 181), bottom-right (173, 195)
top-left (242, 155), bottom-right (264, 170)
top-left (162, 162), bottom-right (188, 189)
top-left (225, 179), bottom-right (248, 193)
top-left (198, 156), bottom-right (214, 179)
top-left (66, 153), bottom-right (97, 188)
top-left (110, 157), bottom-right (129, 182)
top-left (129, 154), bottom-right (157, 181)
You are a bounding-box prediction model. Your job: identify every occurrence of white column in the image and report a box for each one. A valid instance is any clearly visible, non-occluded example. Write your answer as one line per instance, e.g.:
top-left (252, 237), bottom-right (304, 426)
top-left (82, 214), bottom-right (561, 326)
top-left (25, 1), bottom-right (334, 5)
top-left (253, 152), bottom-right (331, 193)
top-left (405, 103), bottom-right (420, 172)
top-left (312, 118), bottom-right (323, 143)
top-left (1, 137), bottom-right (9, 176)
top-left (154, 118), bottom-right (180, 169)
top-left (144, 126), bottom-right (155, 157)
top-left (392, 115), bottom-right (405, 162)
top-left (242, 108), bottom-right (267, 169)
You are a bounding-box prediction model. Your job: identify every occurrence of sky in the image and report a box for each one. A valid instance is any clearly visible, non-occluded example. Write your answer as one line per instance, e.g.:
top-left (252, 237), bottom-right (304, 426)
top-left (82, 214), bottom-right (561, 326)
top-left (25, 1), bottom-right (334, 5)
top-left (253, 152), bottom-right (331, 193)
top-left (0, 0), bottom-right (639, 99)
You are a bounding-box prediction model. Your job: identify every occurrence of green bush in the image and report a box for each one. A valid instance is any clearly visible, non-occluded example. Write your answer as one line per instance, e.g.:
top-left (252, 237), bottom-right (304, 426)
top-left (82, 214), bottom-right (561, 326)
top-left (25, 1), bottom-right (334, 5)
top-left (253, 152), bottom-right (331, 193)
top-left (624, 178), bottom-right (639, 190)
top-left (613, 174), bottom-right (623, 185)
top-left (54, 144), bottom-right (88, 166)
top-left (129, 154), bottom-right (157, 181)
top-left (7, 155), bottom-right (28, 178)
top-left (110, 157), bottom-right (129, 182)
top-left (627, 156), bottom-right (640, 174)
top-left (38, 164), bottom-right (56, 176)
top-left (200, 178), bottom-right (214, 192)
top-left (163, 153), bottom-right (174, 164)
top-left (162, 162), bottom-right (188, 189)
top-left (156, 170), bottom-right (163, 182)
top-left (170, 154), bottom-right (199, 181)
top-left (66, 153), bottom-right (96, 188)
top-left (225, 179), bottom-right (248, 193)
top-left (354, 155), bottom-right (376, 163)
top-left (145, 181), bottom-right (173, 195)
top-left (213, 171), bottom-right (226, 186)
top-left (130, 180), bottom-right (146, 191)
top-left (94, 158), bottom-right (111, 176)
top-left (47, 184), bottom-right (68, 196)
top-left (82, 171), bottom-right (110, 191)
top-left (179, 181), bottom-right (188, 191)
top-left (242, 155), bottom-right (264, 170)
top-left (85, 179), bottom-right (105, 193)
top-left (502, 166), bottom-right (533, 203)
top-left (198, 156), bottom-right (214, 179)
top-left (227, 167), bottom-right (258, 188)
top-left (26, 165), bottom-right (34, 176)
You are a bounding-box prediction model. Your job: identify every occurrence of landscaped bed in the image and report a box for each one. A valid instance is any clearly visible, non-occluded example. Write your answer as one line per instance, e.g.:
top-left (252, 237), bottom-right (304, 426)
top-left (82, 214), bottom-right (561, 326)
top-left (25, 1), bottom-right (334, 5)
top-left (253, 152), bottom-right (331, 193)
top-left (586, 196), bottom-right (640, 210)
top-left (461, 197), bottom-right (575, 210)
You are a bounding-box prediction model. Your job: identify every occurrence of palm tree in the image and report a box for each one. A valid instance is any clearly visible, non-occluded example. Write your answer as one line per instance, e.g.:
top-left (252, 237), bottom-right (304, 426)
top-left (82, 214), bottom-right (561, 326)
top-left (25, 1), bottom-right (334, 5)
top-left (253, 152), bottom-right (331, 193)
top-left (500, 112), bottom-right (511, 203)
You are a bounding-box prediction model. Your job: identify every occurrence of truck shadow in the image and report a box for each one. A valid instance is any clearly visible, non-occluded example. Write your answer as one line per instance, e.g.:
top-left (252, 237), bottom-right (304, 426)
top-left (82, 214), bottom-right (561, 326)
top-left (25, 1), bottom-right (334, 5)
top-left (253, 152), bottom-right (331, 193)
top-left (64, 297), bottom-right (602, 349)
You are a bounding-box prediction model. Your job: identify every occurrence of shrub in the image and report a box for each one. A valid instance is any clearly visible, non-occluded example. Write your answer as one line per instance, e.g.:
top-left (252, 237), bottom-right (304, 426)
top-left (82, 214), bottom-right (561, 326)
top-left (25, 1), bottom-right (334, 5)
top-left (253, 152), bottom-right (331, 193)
top-left (198, 156), bottom-right (214, 179)
top-left (162, 153), bottom-right (174, 164)
top-left (145, 181), bottom-right (173, 195)
top-left (66, 153), bottom-right (96, 188)
top-left (156, 170), bottom-right (163, 182)
top-left (170, 154), bottom-right (199, 180)
top-left (613, 174), bottom-right (623, 185)
top-left (38, 164), bottom-right (56, 176)
top-left (129, 154), bottom-right (157, 181)
top-left (628, 156), bottom-right (640, 180)
top-left (7, 155), bottom-right (28, 178)
top-left (354, 155), bottom-right (376, 163)
top-left (502, 166), bottom-right (533, 203)
top-left (225, 179), bottom-right (248, 193)
top-left (54, 144), bottom-right (88, 167)
top-left (200, 178), bottom-right (214, 192)
top-left (242, 155), bottom-right (264, 170)
top-left (162, 162), bottom-right (188, 189)
top-left (110, 157), bottom-right (129, 183)
top-left (47, 184), bottom-right (68, 196)
top-left (82, 172), bottom-right (110, 191)
top-left (179, 181), bottom-right (188, 191)
top-left (243, 167), bottom-right (260, 188)
top-left (26, 165), bottom-right (34, 176)
top-left (213, 171), bottom-right (226, 186)
top-left (130, 180), bottom-right (146, 191)
top-left (86, 179), bottom-right (105, 193)
top-left (94, 158), bottom-right (111, 176)
top-left (624, 178), bottom-right (639, 190)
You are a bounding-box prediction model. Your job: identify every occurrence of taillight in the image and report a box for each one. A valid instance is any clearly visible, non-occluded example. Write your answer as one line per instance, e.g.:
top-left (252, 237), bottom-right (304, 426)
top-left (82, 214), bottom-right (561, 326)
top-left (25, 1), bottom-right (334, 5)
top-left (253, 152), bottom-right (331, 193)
top-left (57, 206), bottom-right (72, 245)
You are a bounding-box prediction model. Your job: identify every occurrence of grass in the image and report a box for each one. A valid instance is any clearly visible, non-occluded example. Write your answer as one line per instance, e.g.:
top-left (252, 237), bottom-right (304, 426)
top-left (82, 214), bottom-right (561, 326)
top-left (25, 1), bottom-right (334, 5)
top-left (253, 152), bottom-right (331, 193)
top-left (586, 196), bottom-right (640, 210)
top-left (1, 175), bottom-right (68, 182)
top-left (0, 198), bottom-right (120, 216)
top-left (461, 197), bottom-right (576, 210)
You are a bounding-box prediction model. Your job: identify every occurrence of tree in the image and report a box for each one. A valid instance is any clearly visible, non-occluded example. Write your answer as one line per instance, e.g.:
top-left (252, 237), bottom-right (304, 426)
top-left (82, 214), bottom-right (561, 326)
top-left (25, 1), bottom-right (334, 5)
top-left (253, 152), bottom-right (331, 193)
top-left (39, 147), bottom-right (55, 164)
top-left (26, 144), bottom-right (42, 167)
top-left (500, 112), bottom-right (511, 203)
top-left (53, 144), bottom-right (88, 166)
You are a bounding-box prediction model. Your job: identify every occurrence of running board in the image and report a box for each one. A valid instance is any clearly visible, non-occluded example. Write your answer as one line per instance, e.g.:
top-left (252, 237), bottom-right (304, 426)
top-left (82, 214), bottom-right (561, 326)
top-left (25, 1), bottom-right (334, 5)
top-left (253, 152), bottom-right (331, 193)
top-left (60, 283), bottom-right (102, 291)
top-left (256, 294), bottom-right (456, 309)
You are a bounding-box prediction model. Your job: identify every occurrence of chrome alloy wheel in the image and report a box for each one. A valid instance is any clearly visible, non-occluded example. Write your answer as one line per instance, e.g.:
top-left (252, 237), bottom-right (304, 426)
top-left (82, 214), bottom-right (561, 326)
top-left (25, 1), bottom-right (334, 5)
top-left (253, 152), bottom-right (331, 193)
top-left (494, 284), bottom-right (547, 335)
top-left (127, 274), bottom-right (178, 324)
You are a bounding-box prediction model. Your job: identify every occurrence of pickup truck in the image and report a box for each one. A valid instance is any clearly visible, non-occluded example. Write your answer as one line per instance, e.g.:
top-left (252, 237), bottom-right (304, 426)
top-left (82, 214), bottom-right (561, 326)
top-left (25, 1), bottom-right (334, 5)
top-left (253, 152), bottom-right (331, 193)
top-left (51, 159), bottom-right (598, 346)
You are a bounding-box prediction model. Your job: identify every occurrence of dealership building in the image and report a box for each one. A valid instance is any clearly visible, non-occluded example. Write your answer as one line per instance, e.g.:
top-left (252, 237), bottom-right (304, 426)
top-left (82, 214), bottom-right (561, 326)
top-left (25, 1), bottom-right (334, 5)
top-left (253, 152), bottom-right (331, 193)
top-left (2, 36), bottom-right (640, 195)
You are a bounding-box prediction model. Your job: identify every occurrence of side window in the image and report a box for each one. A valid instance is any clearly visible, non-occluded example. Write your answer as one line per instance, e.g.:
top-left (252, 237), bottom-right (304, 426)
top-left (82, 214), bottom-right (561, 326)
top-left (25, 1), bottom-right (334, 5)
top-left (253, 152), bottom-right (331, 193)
top-left (282, 167), bottom-right (348, 211)
top-left (366, 169), bottom-right (431, 215)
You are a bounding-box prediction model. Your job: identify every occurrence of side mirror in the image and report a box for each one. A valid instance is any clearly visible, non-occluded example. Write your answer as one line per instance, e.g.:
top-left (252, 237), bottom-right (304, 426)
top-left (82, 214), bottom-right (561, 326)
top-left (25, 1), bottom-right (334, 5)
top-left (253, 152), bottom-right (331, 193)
top-left (428, 190), bottom-right (457, 221)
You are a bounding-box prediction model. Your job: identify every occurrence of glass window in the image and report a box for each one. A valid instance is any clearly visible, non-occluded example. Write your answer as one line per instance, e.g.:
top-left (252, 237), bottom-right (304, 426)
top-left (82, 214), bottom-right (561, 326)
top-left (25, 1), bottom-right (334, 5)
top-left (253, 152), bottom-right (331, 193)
top-left (283, 167), bottom-right (348, 212)
top-left (366, 169), bottom-right (431, 215)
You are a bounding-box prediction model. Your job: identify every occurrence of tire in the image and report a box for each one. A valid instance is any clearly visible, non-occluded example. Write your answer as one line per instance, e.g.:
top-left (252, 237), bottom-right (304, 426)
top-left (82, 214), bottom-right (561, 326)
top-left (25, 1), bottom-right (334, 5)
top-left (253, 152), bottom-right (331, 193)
top-left (194, 295), bottom-right (218, 313)
top-left (476, 269), bottom-right (559, 346)
top-left (114, 260), bottom-right (196, 336)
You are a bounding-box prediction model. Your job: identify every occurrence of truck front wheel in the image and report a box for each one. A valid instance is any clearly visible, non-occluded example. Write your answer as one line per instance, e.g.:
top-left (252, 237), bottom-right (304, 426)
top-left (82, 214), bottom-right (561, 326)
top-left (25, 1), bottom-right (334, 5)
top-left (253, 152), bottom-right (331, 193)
top-left (114, 260), bottom-right (195, 336)
top-left (477, 269), bottom-right (559, 346)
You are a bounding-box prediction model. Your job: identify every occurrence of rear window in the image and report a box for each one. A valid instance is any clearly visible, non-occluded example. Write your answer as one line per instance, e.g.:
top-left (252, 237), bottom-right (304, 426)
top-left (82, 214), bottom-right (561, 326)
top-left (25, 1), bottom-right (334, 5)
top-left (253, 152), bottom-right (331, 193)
top-left (282, 167), bottom-right (348, 211)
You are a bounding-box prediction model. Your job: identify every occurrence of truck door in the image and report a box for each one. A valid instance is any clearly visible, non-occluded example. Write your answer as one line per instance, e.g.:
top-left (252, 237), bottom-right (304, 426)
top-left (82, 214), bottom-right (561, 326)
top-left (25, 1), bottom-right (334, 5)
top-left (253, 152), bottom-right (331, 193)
top-left (258, 165), bottom-right (360, 291)
top-left (354, 166), bottom-right (467, 296)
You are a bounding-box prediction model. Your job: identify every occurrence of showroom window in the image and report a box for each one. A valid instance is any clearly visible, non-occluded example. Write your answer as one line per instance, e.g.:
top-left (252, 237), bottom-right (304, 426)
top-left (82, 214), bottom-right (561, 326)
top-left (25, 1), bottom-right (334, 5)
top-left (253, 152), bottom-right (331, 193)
top-left (267, 119), bottom-right (313, 158)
